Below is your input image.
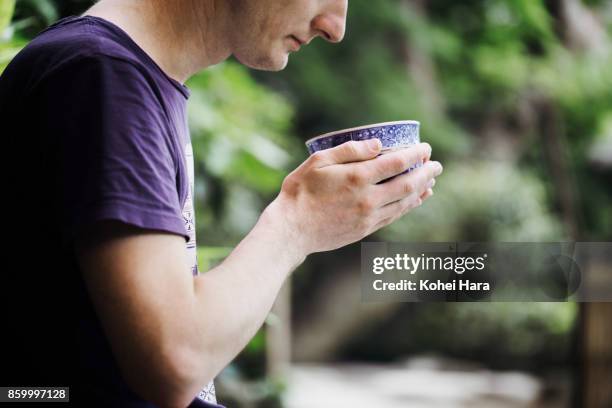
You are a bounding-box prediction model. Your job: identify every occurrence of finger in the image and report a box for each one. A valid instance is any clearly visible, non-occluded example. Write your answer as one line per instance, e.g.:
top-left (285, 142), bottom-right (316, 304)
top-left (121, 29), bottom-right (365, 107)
top-left (310, 139), bottom-right (382, 168)
top-left (368, 215), bottom-right (394, 236)
top-left (375, 193), bottom-right (423, 223)
top-left (420, 188), bottom-right (434, 201)
top-left (355, 143), bottom-right (432, 184)
top-left (372, 161), bottom-right (442, 207)
top-left (418, 180), bottom-right (435, 200)
top-left (370, 187), bottom-right (436, 234)
top-left (369, 199), bottom-right (420, 234)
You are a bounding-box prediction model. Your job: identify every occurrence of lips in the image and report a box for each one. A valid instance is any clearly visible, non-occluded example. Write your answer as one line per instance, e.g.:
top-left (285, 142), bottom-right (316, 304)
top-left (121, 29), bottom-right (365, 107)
top-left (288, 35), bottom-right (303, 51)
top-left (291, 35), bottom-right (305, 46)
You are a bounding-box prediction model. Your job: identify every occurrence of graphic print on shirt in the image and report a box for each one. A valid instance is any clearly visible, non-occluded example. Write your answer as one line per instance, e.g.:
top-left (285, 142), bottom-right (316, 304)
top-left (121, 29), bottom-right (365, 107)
top-left (182, 141), bottom-right (217, 404)
top-left (183, 141), bottom-right (199, 276)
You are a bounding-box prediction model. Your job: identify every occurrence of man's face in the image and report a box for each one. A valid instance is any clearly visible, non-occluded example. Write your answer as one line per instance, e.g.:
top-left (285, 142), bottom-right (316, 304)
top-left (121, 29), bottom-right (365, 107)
top-left (228, 0), bottom-right (348, 71)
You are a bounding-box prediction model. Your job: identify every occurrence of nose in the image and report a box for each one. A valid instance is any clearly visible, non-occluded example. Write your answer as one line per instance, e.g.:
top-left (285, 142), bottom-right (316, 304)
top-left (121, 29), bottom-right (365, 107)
top-left (311, 0), bottom-right (347, 43)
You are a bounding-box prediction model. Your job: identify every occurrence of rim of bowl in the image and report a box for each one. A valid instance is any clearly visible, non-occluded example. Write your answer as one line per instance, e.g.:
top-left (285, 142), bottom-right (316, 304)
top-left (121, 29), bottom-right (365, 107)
top-left (305, 120), bottom-right (420, 145)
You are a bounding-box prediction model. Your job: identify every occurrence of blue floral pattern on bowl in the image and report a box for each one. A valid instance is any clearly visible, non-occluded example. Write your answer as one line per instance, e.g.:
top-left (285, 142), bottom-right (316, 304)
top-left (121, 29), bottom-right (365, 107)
top-left (305, 121), bottom-right (420, 155)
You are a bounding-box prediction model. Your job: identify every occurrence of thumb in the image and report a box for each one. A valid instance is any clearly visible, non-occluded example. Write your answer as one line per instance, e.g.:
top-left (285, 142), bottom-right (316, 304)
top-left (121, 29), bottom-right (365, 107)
top-left (312, 139), bottom-right (382, 167)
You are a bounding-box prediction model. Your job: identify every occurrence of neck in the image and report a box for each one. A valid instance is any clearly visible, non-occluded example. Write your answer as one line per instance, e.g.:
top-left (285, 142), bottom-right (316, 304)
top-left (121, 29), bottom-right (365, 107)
top-left (84, 0), bottom-right (232, 83)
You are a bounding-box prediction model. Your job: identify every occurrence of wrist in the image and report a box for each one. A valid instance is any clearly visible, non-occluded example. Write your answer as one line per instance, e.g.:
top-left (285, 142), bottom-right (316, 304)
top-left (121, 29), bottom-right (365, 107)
top-left (258, 196), bottom-right (309, 269)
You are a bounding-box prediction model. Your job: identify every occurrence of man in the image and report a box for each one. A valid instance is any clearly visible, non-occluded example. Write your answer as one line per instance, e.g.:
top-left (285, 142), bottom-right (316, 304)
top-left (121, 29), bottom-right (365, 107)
top-left (0, 0), bottom-right (442, 407)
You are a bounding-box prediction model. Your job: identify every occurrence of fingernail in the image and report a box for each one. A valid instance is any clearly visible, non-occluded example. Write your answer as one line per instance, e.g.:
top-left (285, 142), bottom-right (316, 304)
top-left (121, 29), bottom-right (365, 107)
top-left (367, 138), bottom-right (381, 151)
top-left (427, 178), bottom-right (435, 189)
top-left (432, 161), bottom-right (443, 175)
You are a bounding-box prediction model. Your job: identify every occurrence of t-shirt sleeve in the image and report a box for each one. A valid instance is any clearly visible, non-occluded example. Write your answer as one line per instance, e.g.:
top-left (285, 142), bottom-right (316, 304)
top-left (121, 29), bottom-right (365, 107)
top-left (35, 53), bottom-right (188, 243)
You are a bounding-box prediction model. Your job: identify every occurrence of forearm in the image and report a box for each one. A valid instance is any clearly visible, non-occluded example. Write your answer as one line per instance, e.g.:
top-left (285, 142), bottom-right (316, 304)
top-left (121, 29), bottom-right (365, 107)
top-left (188, 201), bottom-right (305, 386)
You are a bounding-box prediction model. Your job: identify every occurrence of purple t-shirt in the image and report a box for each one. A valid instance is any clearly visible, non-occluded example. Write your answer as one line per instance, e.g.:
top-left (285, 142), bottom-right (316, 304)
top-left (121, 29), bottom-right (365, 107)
top-left (0, 15), bottom-right (221, 407)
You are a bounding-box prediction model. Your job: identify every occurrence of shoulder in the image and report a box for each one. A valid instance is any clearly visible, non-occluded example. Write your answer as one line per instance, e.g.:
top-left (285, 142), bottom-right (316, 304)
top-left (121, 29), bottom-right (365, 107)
top-left (8, 16), bottom-right (157, 95)
top-left (22, 16), bottom-right (143, 70)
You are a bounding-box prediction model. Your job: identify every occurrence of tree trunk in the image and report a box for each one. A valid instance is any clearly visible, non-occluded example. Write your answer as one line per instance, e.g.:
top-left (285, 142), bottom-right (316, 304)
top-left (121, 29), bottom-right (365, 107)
top-left (548, 2), bottom-right (612, 407)
top-left (266, 278), bottom-right (292, 380)
top-left (581, 302), bottom-right (612, 407)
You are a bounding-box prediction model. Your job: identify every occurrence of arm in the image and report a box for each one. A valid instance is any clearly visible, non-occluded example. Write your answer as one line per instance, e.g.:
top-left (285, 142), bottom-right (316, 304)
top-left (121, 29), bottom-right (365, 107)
top-left (77, 139), bottom-right (442, 408)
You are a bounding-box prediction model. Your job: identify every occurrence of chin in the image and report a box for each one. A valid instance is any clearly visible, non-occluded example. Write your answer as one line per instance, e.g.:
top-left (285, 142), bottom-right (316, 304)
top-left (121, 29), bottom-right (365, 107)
top-left (234, 47), bottom-right (289, 72)
top-left (266, 56), bottom-right (289, 72)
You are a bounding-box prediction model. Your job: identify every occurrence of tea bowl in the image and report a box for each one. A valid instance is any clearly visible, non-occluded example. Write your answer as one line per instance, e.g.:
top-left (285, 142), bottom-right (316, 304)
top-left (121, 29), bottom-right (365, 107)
top-left (306, 120), bottom-right (420, 154)
top-left (305, 120), bottom-right (421, 180)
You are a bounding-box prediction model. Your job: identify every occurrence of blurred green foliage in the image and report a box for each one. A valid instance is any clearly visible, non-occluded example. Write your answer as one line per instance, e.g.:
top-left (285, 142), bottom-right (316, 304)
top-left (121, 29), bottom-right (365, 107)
top-left (384, 160), bottom-right (563, 241)
top-left (0, 0), bottom-right (23, 73)
top-left (260, 0), bottom-right (612, 241)
top-left (345, 302), bottom-right (577, 370)
top-left (0, 0), bottom-right (15, 33)
top-left (264, 0), bottom-right (611, 371)
top-left (187, 63), bottom-right (301, 246)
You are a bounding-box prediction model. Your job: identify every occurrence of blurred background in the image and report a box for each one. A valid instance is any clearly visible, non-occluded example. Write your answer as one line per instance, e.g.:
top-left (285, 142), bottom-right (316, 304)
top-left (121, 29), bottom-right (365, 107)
top-left (2, 0), bottom-right (611, 407)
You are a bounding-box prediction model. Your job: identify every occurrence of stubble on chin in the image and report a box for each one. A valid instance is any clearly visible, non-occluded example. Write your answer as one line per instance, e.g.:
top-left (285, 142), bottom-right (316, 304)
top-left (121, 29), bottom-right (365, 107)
top-left (236, 43), bottom-right (289, 72)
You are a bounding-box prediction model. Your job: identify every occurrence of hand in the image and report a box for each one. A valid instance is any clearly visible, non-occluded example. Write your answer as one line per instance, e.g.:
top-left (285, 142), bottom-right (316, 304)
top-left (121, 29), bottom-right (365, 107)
top-left (264, 139), bottom-right (443, 257)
